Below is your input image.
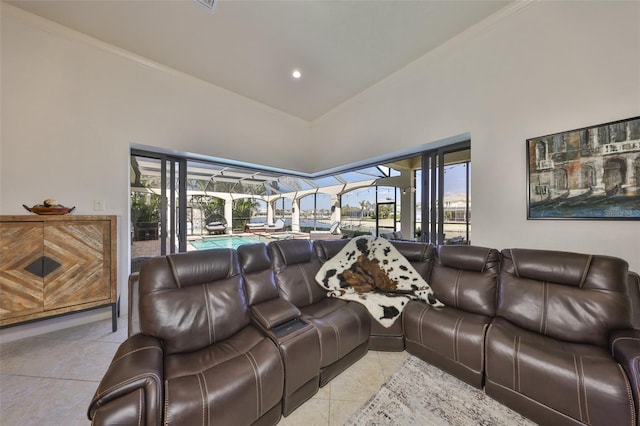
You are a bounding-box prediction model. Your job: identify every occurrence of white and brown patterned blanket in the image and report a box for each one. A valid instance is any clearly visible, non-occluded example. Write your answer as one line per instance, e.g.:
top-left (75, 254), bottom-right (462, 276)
top-left (315, 236), bottom-right (443, 327)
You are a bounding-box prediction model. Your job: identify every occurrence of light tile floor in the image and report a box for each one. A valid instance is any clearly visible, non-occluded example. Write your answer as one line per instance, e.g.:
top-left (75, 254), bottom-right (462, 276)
top-left (0, 317), bottom-right (408, 426)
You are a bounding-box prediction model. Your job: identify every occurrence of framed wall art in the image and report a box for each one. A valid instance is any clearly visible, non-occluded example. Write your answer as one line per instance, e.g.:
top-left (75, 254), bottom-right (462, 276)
top-left (527, 116), bottom-right (640, 220)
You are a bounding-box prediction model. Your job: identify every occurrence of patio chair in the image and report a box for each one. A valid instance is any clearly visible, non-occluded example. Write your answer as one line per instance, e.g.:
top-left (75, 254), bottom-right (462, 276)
top-left (309, 221), bottom-right (342, 240)
top-left (204, 214), bottom-right (227, 235)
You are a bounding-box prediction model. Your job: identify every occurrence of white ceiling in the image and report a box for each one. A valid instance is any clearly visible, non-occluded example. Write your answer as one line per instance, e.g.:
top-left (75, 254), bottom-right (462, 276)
top-left (8, 0), bottom-right (511, 121)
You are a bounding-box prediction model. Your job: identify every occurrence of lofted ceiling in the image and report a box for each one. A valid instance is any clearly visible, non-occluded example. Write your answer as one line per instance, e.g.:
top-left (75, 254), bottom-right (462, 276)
top-left (8, 0), bottom-right (511, 121)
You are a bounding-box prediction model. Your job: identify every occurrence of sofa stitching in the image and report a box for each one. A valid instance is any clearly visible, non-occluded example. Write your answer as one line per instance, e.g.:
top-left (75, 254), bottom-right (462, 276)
top-left (610, 336), bottom-right (639, 355)
top-left (164, 379), bottom-right (170, 426)
top-left (540, 282), bottom-right (548, 335)
top-left (453, 316), bottom-right (463, 363)
top-left (95, 372), bottom-right (162, 402)
top-left (202, 372), bottom-right (211, 425)
top-left (196, 372), bottom-right (206, 426)
top-left (324, 317), bottom-right (342, 360)
top-left (513, 336), bottom-right (520, 392)
top-left (454, 270), bottom-right (462, 308)
top-left (203, 285), bottom-right (214, 345)
top-left (111, 345), bottom-right (162, 365)
top-left (137, 388), bottom-right (142, 426)
top-left (480, 323), bottom-right (488, 377)
top-left (167, 256), bottom-right (181, 289)
top-left (579, 355), bottom-right (591, 424)
top-left (510, 249), bottom-right (519, 278)
top-left (418, 305), bottom-right (430, 346)
top-left (578, 255), bottom-right (593, 288)
top-left (634, 356), bottom-right (640, 413)
top-left (480, 251), bottom-right (487, 273)
top-left (244, 351), bottom-right (262, 418)
top-left (572, 354), bottom-right (583, 422)
top-left (298, 264), bottom-right (314, 306)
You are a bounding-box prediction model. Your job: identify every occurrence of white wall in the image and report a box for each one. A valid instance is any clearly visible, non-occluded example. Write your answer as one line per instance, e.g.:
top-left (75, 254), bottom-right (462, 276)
top-left (313, 1), bottom-right (640, 272)
top-left (0, 4), bottom-right (312, 340)
top-left (1, 1), bottom-right (639, 340)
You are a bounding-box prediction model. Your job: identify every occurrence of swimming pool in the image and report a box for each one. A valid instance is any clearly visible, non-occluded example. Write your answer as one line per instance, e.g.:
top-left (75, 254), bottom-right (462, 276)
top-left (190, 235), bottom-right (262, 250)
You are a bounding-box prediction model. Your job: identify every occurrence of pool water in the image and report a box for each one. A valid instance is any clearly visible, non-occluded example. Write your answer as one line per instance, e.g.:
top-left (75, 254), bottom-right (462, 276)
top-left (190, 236), bottom-right (262, 250)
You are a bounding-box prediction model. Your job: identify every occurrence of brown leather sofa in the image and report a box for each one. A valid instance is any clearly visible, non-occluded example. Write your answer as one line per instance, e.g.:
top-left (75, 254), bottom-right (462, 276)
top-left (90, 240), bottom-right (639, 426)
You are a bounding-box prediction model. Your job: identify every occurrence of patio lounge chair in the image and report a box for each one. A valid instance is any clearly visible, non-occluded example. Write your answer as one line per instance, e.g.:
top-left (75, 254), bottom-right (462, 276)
top-left (265, 218), bottom-right (286, 232)
top-left (379, 231), bottom-right (416, 242)
top-left (245, 218), bottom-right (286, 233)
top-left (309, 221), bottom-right (342, 240)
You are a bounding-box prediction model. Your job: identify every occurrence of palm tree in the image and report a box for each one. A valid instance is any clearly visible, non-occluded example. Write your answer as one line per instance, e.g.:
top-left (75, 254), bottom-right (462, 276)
top-left (359, 200), bottom-right (368, 218)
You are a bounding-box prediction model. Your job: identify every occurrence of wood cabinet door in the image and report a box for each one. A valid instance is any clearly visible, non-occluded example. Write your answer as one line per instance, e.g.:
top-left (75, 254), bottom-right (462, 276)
top-left (0, 222), bottom-right (45, 320)
top-left (43, 221), bottom-right (112, 310)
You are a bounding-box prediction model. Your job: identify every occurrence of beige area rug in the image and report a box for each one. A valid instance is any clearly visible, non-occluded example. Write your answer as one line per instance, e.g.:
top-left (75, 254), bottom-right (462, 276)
top-left (346, 356), bottom-right (536, 426)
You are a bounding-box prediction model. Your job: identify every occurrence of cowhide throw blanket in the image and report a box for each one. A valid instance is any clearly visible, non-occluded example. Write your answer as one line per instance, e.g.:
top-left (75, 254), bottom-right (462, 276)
top-left (315, 236), bottom-right (443, 327)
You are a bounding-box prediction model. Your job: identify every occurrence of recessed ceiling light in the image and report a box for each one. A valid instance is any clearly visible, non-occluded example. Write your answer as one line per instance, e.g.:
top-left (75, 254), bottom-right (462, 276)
top-left (292, 69), bottom-right (302, 79)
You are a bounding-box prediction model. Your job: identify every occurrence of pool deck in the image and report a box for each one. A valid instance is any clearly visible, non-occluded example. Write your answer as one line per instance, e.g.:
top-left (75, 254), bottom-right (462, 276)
top-left (131, 232), bottom-right (311, 259)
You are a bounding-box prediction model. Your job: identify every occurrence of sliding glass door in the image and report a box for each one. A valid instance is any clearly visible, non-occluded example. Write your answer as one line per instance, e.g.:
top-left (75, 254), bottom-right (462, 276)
top-left (419, 141), bottom-right (471, 245)
top-left (130, 151), bottom-right (187, 264)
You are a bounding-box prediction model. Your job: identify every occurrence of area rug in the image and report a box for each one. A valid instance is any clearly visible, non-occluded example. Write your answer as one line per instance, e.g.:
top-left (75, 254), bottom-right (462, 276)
top-left (345, 356), bottom-right (536, 426)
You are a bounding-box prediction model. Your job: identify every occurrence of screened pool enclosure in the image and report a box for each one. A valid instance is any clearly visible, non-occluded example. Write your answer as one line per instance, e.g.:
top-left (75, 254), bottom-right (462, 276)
top-left (130, 142), bottom-right (471, 259)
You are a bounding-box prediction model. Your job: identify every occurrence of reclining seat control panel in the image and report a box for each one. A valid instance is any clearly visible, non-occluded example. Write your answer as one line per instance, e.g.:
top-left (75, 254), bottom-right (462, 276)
top-left (272, 317), bottom-right (308, 338)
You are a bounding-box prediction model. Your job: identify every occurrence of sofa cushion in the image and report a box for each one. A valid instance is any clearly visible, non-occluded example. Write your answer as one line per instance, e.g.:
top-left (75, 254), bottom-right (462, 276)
top-left (403, 300), bottom-right (492, 387)
top-left (268, 239), bottom-right (327, 308)
top-left (139, 249), bottom-right (249, 355)
top-left (486, 318), bottom-right (635, 426)
top-left (499, 248), bottom-right (631, 347)
top-left (429, 245), bottom-right (500, 318)
top-left (238, 243), bottom-right (280, 305)
top-left (164, 326), bottom-right (283, 425)
top-left (299, 298), bottom-right (370, 368)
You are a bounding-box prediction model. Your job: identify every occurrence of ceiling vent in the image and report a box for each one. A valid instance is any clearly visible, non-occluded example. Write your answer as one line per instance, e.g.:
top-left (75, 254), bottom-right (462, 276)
top-left (194, 0), bottom-right (217, 14)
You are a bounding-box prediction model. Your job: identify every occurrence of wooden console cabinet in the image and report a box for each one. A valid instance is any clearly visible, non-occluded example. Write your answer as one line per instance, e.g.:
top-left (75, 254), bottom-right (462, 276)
top-left (0, 215), bottom-right (118, 331)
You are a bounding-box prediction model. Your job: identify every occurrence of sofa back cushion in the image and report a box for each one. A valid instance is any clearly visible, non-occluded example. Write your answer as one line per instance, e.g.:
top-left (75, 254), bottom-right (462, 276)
top-left (390, 241), bottom-right (436, 280)
top-left (313, 239), bottom-right (350, 262)
top-left (237, 243), bottom-right (279, 305)
top-left (429, 245), bottom-right (500, 317)
top-left (268, 239), bottom-right (327, 308)
top-left (139, 248), bottom-right (248, 355)
top-left (499, 248), bottom-right (631, 347)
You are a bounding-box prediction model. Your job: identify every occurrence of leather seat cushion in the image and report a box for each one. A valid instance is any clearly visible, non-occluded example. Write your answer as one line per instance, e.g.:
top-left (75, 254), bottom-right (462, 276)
top-left (403, 301), bottom-right (491, 374)
top-left (300, 298), bottom-right (370, 367)
top-left (164, 326), bottom-right (283, 425)
top-left (486, 318), bottom-right (634, 426)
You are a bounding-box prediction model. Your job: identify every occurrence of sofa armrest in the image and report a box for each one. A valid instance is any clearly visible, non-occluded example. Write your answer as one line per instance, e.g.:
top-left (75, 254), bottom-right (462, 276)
top-left (128, 272), bottom-right (140, 337)
top-left (87, 333), bottom-right (164, 426)
top-left (628, 271), bottom-right (640, 329)
top-left (251, 298), bottom-right (301, 330)
top-left (611, 329), bottom-right (640, 422)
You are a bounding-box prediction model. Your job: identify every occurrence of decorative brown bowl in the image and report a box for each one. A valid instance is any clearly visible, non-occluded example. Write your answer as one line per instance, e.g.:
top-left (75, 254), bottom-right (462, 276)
top-left (23, 204), bottom-right (76, 215)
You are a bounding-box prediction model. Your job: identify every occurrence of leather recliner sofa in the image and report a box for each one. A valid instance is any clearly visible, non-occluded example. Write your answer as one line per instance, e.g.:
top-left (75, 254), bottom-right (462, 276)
top-left (90, 239), bottom-right (640, 426)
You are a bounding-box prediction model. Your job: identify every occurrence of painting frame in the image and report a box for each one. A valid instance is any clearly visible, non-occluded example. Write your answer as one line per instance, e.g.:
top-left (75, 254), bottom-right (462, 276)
top-left (526, 116), bottom-right (640, 220)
